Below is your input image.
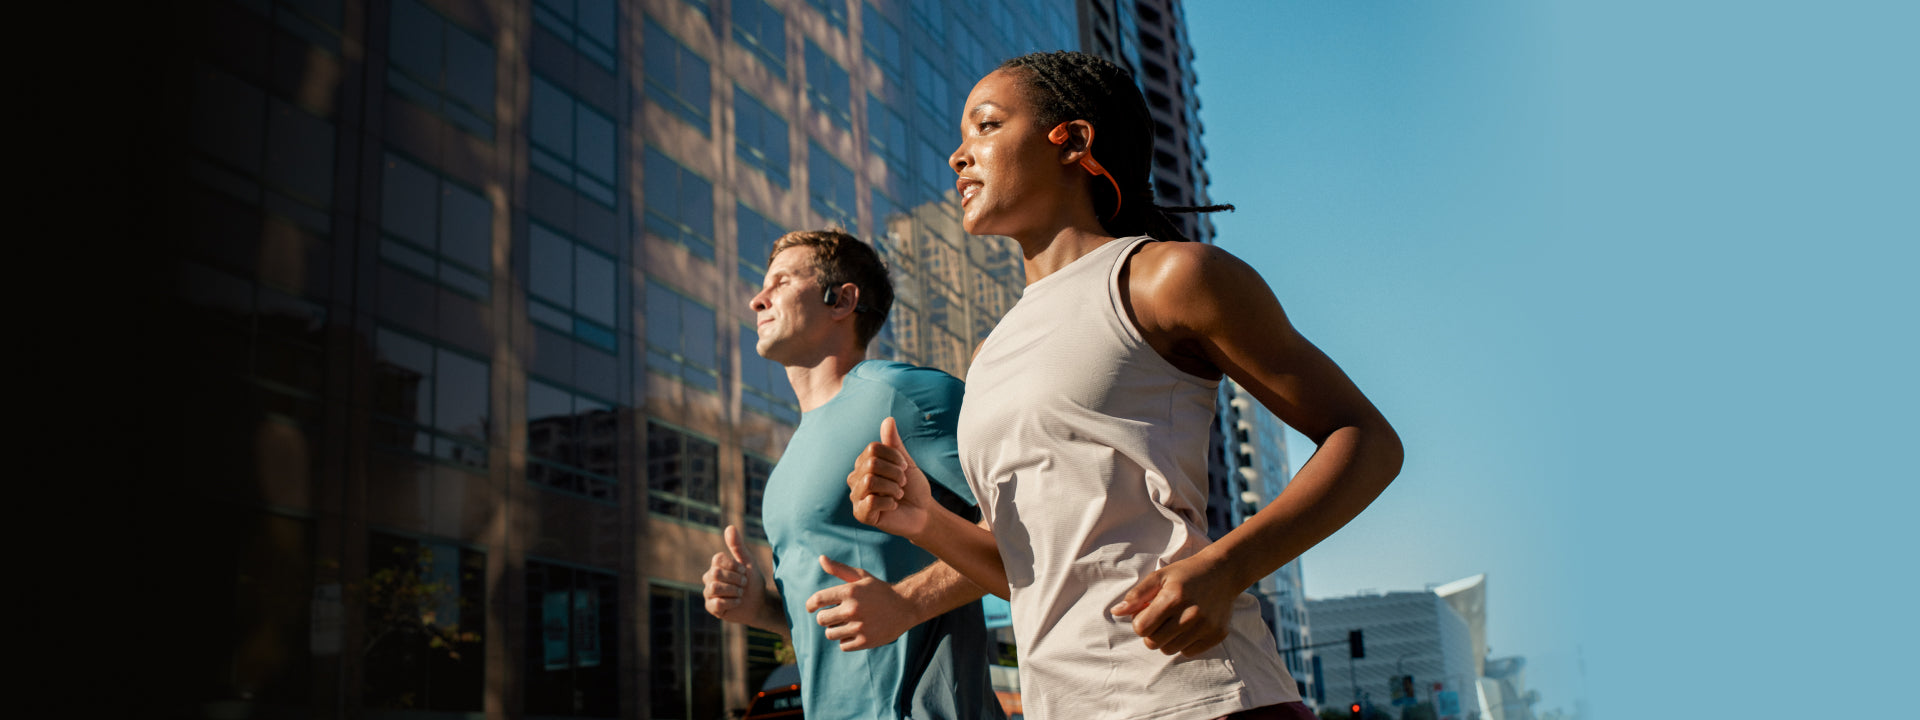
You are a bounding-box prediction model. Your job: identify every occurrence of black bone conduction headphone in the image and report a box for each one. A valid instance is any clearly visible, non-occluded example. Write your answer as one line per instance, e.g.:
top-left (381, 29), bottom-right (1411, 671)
top-left (822, 286), bottom-right (872, 314)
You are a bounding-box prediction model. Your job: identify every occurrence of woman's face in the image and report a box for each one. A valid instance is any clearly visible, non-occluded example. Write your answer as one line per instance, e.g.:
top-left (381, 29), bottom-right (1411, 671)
top-left (949, 68), bottom-right (1070, 238)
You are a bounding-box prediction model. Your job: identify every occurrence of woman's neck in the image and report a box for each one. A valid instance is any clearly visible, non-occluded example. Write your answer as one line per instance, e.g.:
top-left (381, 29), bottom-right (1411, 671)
top-left (1014, 225), bottom-right (1118, 286)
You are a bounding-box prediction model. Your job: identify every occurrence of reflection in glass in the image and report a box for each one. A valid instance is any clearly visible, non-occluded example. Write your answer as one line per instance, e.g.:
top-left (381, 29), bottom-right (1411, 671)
top-left (526, 562), bottom-right (620, 715)
top-left (363, 534), bottom-right (486, 711)
top-left (647, 421), bottom-right (720, 526)
top-left (372, 328), bottom-right (490, 469)
top-left (528, 379), bottom-right (618, 500)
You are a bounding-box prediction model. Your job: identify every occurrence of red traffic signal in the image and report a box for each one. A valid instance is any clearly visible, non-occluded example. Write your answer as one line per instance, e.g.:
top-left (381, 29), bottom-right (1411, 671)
top-left (1350, 703), bottom-right (1362, 717)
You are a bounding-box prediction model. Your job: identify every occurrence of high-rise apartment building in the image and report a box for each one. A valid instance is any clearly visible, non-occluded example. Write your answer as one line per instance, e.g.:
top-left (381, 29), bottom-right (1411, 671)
top-left (1077, 0), bottom-right (1212, 244)
top-left (132, 0), bottom-right (1076, 717)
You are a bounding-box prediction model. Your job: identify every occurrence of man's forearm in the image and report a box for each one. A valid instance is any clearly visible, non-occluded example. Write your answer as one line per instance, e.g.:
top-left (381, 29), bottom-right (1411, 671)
top-left (894, 560), bottom-right (991, 623)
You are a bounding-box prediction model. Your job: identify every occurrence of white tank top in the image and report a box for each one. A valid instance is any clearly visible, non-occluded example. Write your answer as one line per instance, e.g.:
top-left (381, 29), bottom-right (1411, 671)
top-left (958, 236), bottom-right (1300, 720)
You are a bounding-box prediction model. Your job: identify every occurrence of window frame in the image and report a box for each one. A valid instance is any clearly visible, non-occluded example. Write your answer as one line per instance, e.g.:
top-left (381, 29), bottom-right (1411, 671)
top-left (732, 85), bottom-right (791, 188)
top-left (379, 150), bottom-right (495, 301)
top-left (533, 0), bottom-right (619, 70)
top-left (370, 325), bottom-right (493, 471)
top-left (527, 220), bottom-right (619, 351)
top-left (730, 0), bottom-right (787, 79)
top-left (643, 17), bottom-right (713, 135)
top-left (644, 420), bottom-right (724, 527)
top-left (530, 74), bottom-right (620, 207)
top-left (642, 146), bottom-right (718, 260)
top-left (386, 0), bottom-right (498, 139)
top-left (525, 376), bottom-right (621, 503)
top-left (643, 279), bottom-right (723, 393)
top-left (803, 39), bottom-right (852, 130)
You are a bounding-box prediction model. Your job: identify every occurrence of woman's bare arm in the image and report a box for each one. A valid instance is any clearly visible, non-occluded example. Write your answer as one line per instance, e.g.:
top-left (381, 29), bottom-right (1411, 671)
top-left (1111, 241), bottom-right (1404, 656)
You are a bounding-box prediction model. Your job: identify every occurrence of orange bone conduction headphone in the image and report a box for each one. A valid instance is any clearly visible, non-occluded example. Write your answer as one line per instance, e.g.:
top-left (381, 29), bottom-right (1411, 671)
top-left (1048, 123), bottom-right (1122, 221)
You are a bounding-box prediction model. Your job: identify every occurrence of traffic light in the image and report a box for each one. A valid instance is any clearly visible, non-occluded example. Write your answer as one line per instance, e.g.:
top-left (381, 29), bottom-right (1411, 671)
top-left (1348, 629), bottom-right (1365, 659)
top-left (1349, 702), bottom-right (1362, 718)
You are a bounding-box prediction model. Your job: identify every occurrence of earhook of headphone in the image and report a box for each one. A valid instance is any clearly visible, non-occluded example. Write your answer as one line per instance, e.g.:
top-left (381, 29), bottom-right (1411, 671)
top-left (1048, 123), bottom-right (1123, 221)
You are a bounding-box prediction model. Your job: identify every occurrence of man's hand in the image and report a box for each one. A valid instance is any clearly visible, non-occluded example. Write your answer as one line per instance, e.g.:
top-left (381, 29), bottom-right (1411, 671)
top-left (1109, 552), bottom-right (1244, 657)
top-left (702, 525), bottom-right (770, 625)
top-left (805, 556), bottom-right (920, 651)
top-left (848, 417), bottom-right (936, 539)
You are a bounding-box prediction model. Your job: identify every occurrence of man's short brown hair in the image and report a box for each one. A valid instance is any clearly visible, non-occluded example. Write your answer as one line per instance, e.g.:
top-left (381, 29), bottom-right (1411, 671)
top-left (768, 230), bottom-right (894, 347)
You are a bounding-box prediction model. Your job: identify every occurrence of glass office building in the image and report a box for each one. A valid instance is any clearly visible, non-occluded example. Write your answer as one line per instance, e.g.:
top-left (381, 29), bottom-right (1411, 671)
top-left (140, 0), bottom-right (1075, 717)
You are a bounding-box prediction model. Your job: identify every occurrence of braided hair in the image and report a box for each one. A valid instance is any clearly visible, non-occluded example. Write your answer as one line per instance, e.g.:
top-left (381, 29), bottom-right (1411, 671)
top-left (998, 51), bottom-right (1231, 243)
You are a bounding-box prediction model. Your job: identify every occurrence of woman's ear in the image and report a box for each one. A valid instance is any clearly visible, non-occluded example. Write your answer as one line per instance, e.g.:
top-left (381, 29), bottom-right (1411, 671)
top-left (1051, 120), bottom-right (1097, 166)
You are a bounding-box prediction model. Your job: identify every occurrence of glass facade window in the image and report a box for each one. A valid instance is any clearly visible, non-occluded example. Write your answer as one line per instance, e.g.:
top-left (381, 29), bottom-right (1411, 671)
top-left (363, 534), bottom-right (486, 711)
top-left (739, 325), bottom-right (801, 425)
top-left (866, 95), bottom-right (908, 163)
top-left (525, 561), bottom-right (619, 716)
top-left (736, 202), bottom-right (786, 288)
top-left (731, 0), bottom-right (786, 80)
top-left (644, 20), bottom-right (712, 135)
top-left (917, 137), bottom-right (952, 201)
top-left (649, 583), bottom-right (724, 720)
top-left (645, 281), bottom-right (721, 392)
top-left (806, 0), bottom-right (847, 31)
top-left (381, 152), bottom-right (492, 300)
top-left (191, 67), bottom-right (337, 233)
top-left (528, 223), bottom-right (618, 351)
top-left (911, 51), bottom-right (950, 128)
top-left (531, 75), bottom-right (618, 206)
top-left (907, 0), bottom-right (943, 36)
top-left (646, 422), bottom-right (721, 525)
top-left (861, 3), bottom-right (901, 73)
top-left (804, 40), bottom-right (851, 130)
top-left (952, 22), bottom-right (988, 80)
top-left (643, 147), bottom-right (717, 260)
top-left (387, 0), bottom-right (496, 138)
top-left (808, 142), bottom-right (857, 233)
top-left (533, 0), bottom-right (617, 70)
top-left (742, 454), bottom-right (776, 540)
top-left (733, 87), bottom-right (790, 188)
top-left (371, 327), bottom-right (491, 469)
top-left (527, 378), bottom-right (618, 500)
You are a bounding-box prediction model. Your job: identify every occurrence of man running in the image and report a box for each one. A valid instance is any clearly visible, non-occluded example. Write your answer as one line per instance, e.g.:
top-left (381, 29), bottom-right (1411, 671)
top-left (701, 230), bottom-right (1004, 720)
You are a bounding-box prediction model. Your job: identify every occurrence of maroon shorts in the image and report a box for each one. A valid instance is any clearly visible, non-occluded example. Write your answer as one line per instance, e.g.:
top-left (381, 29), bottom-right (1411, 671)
top-left (1215, 702), bottom-right (1320, 720)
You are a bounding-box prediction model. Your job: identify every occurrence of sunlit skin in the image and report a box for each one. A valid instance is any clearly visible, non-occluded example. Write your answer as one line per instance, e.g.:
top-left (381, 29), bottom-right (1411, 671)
top-left (702, 246), bottom-right (989, 651)
top-left (849, 68), bottom-right (1405, 658)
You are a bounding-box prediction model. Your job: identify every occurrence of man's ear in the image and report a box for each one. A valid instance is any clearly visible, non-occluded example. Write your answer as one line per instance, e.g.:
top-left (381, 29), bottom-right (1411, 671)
top-left (833, 282), bottom-right (859, 317)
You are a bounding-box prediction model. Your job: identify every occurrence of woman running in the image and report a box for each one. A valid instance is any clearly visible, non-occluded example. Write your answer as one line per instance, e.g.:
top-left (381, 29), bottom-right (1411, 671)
top-left (849, 51), bottom-right (1403, 720)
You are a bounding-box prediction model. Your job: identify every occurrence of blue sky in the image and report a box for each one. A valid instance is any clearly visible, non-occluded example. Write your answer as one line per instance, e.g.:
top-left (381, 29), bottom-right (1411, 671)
top-left (1186, 2), bottom-right (1917, 717)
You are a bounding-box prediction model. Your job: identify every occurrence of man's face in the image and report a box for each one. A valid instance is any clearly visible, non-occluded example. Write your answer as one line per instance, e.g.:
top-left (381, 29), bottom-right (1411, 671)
top-left (749, 247), bottom-right (833, 365)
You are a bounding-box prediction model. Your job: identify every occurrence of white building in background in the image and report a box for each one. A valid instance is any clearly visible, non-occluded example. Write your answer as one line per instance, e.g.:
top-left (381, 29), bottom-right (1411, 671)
top-left (1307, 580), bottom-right (1485, 719)
top-left (1482, 655), bottom-right (1539, 720)
top-left (1214, 379), bottom-right (1319, 705)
